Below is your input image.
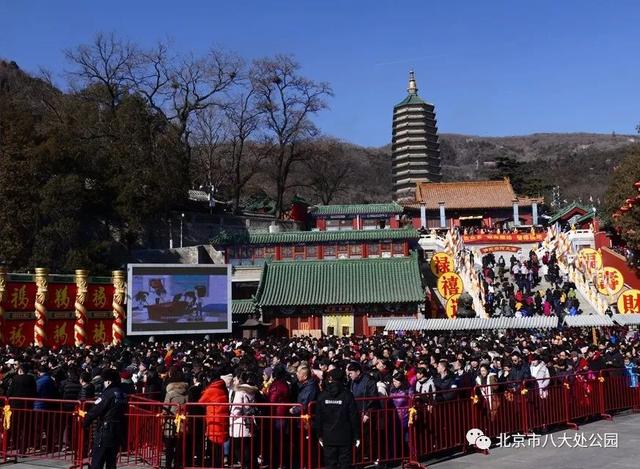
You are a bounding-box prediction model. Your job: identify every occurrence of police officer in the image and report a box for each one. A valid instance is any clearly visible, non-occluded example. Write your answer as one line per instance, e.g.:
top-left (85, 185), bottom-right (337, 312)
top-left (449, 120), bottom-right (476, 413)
top-left (84, 368), bottom-right (128, 469)
top-left (314, 368), bottom-right (360, 469)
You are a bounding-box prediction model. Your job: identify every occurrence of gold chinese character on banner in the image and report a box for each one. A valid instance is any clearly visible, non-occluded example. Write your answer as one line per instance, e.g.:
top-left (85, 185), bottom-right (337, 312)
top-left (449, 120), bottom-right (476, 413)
top-left (9, 323), bottom-right (26, 347)
top-left (617, 289), bottom-right (640, 313)
top-left (92, 287), bottom-right (106, 308)
top-left (93, 321), bottom-right (106, 343)
top-left (53, 322), bottom-right (68, 344)
top-left (54, 286), bottom-right (70, 309)
top-left (446, 294), bottom-right (461, 318)
top-left (430, 252), bottom-right (454, 277)
top-left (596, 267), bottom-right (624, 295)
top-left (437, 272), bottom-right (464, 299)
top-left (10, 285), bottom-right (29, 309)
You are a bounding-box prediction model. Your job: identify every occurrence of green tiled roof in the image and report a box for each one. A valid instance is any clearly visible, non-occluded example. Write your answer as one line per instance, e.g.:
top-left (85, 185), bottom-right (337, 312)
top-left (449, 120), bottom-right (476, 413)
top-left (548, 202), bottom-right (592, 224)
top-left (232, 299), bottom-right (256, 315)
top-left (576, 210), bottom-right (596, 225)
top-left (310, 202), bottom-right (404, 216)
top-left (241, 228), bottom-right (420, 245)
top-left (256, 253), bottom-right (424, 307)
top-left (394, 94), bottom-right (428, 107)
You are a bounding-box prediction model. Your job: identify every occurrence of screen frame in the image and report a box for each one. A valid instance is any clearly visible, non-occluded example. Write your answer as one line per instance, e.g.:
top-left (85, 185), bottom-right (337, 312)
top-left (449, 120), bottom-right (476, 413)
top-left (126, 263), bottom-right (232, 336)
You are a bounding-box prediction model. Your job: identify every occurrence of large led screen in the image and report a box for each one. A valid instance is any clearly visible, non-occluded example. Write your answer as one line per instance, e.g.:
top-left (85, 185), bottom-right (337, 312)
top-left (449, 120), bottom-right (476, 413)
top-left (127, 264), bottom-right (231, 335)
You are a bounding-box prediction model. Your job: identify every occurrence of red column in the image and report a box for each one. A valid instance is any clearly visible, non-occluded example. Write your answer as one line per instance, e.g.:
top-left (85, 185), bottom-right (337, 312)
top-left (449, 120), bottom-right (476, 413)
top-left (275, 246), bottom-right (281, 260)
top-left (403, 241), bottom-right (409, 256)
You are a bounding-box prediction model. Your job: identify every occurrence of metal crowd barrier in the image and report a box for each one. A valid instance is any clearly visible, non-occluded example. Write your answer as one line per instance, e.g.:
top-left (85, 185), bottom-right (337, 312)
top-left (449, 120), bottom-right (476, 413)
top-left (0, 368), bottom-right (637, 468)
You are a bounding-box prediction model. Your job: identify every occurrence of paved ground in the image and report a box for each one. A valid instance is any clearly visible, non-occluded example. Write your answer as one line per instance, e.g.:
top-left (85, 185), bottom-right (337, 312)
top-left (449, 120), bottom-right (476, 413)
top-left (429, 411), bottom-right (640, 469)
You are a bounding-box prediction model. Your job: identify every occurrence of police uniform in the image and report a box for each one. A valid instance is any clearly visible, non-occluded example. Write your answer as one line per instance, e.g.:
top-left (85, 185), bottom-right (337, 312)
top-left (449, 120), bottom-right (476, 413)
top-left (314, 370), bottom-right (360, 469)
top-left (84, 370), bottom-right (128, 469)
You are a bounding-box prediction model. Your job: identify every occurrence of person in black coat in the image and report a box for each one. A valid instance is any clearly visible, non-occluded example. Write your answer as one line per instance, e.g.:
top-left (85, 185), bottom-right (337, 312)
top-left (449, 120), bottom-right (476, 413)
top-left (83, 368), bottom-right (128, 469)
top-left (314, 368), bottom-right (360, 469)
top-left (509, 353), bottom-right (532, 383)
top-left (79, 372), bottom-right (96, 401)
top-left (7, 363), bottom-right (37, 408)
top-left (432, 360), bottom-right (457, 401)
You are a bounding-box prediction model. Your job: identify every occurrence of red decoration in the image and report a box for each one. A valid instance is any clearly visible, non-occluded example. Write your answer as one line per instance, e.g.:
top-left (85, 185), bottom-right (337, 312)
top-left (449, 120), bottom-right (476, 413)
top-left (634, 181), bottom-right (640, 189)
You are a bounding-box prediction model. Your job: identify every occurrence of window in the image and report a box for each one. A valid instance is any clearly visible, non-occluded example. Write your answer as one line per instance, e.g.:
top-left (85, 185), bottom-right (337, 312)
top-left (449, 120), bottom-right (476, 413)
top-left (294, 244), bottom-right (305, 260)
top-left (337, 243), bottom-right (348, 258)
top-left (306, 245), bottom-right (318, 259)
top-left (265, 246), bottom-right (276, 260)
top-left (363, 218), bottom-right (387, 230)
top-left (393, 242), bottom-right (405, 255)
top-left (381, 242), bottom-right (391, 253)
top-left (324, 244), bottom-right (336, 259)
top-left (253, 247), bottom-right (264, 259)
top-left (350, 243), bottom-right (362, 258)
top-left (326, 218), bottom-right (353, 231)
top-left (281, 245), bottom-right (293, 259)
top-left (368, 243), bottom-right (380, 257)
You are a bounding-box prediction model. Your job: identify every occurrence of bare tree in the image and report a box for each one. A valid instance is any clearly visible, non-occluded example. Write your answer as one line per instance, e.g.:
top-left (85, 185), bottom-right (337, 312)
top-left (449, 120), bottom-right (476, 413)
top-left (224, 81), bottom-right (266, 213)
top-left (302, 138), bottom-right (352, 204)
top-left (162, 50), bottom-right (241, 157)
top-left (191, 106), bottom-right (228, 194)
top-left (65, 32), bottom-right (137, 111)
top-left (66, 33), bottom-right (242, 162)
top-left (251, 55), bottom-right (332, 217)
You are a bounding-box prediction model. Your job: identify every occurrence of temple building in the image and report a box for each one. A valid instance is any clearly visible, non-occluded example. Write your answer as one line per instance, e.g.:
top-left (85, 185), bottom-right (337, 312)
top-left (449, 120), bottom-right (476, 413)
top-left (392, 71), bottom-right (442, 200)
top-left (405, 178), bottom-right (543, 230)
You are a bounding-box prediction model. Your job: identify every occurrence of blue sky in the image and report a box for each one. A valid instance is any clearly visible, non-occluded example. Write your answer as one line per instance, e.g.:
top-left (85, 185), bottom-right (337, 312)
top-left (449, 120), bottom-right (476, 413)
top-left (2, 0), bottom-right (639, 146)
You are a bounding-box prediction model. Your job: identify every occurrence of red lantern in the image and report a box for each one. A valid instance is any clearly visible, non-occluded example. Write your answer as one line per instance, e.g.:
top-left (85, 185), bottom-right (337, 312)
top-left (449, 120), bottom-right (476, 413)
top-left (634, 181), bottom-right (640, 189)
top-left (620, 206), bottom-right (630, 212)
top-left (626, 198), bottom-right (634, 205)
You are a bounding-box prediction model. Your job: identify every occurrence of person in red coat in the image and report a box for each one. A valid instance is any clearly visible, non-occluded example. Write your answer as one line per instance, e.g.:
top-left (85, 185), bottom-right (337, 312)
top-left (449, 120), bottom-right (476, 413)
top-left (198, 372), bottom-right (230, 467)
top-left (267, 365), bottom-right (291, 467)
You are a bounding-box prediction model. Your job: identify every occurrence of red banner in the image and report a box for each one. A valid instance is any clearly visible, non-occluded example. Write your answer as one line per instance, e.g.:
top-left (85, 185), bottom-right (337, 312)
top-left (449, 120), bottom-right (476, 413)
top-left (85, 284), bottom-right (115, 310)
top-left (463, 233), bottom-right (545, 244)
top-left (45, 283), bottom-right (77, 311)
top-left (479, 246), bottom-right (522, 254)
top-left (45, 319), bottom-right (74, 347)
top-left (3, 320), bottom-right (35, 347)
top-left (1, 282), bottom-right (37, 311)
top-left (86, 318), bottom-right (113, 345)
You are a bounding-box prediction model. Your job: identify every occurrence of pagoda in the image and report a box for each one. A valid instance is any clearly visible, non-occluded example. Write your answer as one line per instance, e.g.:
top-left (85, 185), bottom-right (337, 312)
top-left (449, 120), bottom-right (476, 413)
top-left (392, 71), bottom-right (442, 200)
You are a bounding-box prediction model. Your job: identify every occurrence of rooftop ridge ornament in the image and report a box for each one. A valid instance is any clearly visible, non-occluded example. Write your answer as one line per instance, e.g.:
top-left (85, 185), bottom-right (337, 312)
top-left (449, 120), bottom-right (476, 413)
top-left (408, 70), bottom-right (418, 95)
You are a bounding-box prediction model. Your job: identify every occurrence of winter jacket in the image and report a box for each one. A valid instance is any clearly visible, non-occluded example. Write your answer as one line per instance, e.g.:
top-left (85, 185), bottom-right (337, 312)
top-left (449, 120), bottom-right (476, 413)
top-left (198, 380), bottom-right (230, 445)
top-left (79, 383), bottom-right (96, 401)
top-left (267, 379), bottom-right (290, 417)
top-left (292, 379), bottom-right (319, 415)
top-left (313, 381), bottom-right (360, 446)
top-left (163, 381), bottom-right (189, 438)
top-left (62, 379), bottom-right (82, 401)
top-left (83, 383), bottom-right (128, 448)
top-left (35, 373), bottom-right (57, 410)
top-left (389, 387), bottom-right (412, 429)
top-left (433, 372), bottom-right (457, 401)
top-left (530, 363), bottom-right (551, 397)
top-left (510, 362), bottom-right (531, 383)
top-left (625, 363), bottom-right (639, 388)
top-left (229, 384), bottom-right (258, 438)
top-left (415, 377), bottom-right (435, 395)
top-left (7, 373), bottom-right (37, 408)
top-left (349, 373), bottom-right (378, 413)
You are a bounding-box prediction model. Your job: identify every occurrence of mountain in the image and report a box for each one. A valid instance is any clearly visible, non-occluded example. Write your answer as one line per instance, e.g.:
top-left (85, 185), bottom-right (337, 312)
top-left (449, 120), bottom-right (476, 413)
top-left (336, 132), bottom-right (637, 206)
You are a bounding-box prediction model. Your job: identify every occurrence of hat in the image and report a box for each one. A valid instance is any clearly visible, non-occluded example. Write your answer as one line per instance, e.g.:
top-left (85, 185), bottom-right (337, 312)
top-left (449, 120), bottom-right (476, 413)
top-left (5, 359), bottom-right (17, 366)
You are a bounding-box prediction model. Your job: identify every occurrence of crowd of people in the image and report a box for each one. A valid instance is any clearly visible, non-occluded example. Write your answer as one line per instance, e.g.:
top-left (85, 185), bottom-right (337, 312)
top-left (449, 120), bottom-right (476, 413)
top-left (0, 325), bottom-right (639, 468)
top-left (480, 251), bottom-right (584, 318)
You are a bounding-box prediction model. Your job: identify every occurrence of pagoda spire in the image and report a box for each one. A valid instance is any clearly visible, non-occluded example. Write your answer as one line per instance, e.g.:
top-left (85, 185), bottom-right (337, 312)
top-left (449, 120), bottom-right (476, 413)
top-left (407, 70), bottom-right (418, 95)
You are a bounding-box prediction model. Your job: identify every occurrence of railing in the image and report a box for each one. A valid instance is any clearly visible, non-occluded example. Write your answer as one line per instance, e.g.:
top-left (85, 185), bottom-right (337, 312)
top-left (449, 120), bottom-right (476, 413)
top-left (0, 369), bottom-right (638, 468)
